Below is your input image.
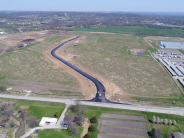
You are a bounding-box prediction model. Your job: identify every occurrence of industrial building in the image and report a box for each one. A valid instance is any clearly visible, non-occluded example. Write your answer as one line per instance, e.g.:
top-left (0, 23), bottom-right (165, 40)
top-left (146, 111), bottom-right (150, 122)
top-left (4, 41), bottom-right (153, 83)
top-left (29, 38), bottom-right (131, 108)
top-left (158, 41), bottom-right (184, 49)
top-left (170, 65), bottom-right (183, 77)
top-left (178, 78), bottom-right (184, 87)
top-left (163, 59), bottom-right (172, 66)
top-left (176, 66), bottom-right (184, 75)
top-left (165, 65), bottom-right (176, 76)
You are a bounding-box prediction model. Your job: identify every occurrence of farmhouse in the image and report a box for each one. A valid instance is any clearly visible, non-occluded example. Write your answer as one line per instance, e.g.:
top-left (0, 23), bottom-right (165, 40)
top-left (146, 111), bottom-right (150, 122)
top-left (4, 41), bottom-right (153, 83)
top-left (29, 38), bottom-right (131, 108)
top-left (39, 117), bottom-right (57, 126)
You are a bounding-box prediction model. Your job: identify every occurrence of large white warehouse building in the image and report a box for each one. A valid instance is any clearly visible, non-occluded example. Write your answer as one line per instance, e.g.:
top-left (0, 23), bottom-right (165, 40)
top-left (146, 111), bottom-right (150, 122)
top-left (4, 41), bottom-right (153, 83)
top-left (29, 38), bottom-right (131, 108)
top-left (158, 41), bottom-right (184, 49)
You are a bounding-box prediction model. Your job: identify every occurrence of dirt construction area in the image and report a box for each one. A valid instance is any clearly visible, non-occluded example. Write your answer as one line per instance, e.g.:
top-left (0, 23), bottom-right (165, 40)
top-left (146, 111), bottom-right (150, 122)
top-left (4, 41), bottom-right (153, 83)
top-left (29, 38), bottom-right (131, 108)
top-left (45, 36), bottom-right (122, 99)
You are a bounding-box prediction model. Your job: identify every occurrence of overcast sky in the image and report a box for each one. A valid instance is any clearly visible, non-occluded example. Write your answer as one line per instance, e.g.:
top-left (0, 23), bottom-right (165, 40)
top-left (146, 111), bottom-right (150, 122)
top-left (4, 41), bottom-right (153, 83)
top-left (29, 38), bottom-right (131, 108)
top-left (0, 0), bottom-right (184, 12)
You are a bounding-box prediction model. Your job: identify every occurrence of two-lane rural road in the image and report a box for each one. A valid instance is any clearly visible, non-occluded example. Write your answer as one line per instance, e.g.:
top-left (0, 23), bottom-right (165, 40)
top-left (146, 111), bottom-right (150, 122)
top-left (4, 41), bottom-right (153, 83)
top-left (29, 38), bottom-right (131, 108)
top-left (0, 94), bottom-right (184, 116)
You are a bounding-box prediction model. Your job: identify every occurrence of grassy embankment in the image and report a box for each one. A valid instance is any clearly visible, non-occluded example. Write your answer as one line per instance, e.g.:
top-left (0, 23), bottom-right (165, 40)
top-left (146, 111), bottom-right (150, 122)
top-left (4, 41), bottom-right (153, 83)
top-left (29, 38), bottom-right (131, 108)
top-left (73, 26), bottom-right (184, 36)
top-left (66, 32), bottom-right (180, 98)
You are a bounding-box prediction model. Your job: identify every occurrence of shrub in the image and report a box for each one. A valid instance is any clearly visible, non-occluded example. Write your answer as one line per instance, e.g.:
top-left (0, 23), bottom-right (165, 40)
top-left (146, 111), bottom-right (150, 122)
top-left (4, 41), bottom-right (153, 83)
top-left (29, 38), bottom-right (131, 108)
top-left (69, 124), bottom-right (79, 135)
top-left (54, 112), bottom-right (58, 117)
top-left (160, 119), bottom-right (163, 124)
top-left (152, 116), bottom-right (156, 123)
top-left (83, 134), bottom-right (91, 138)
top-left (9, 120), bottom-right (16, 127)
top-left (88, 125), bottom-right (95, 132)
top-left (169, 120), bottom-right (172, 125)
top-left (164, 119), bottom-right (168, 124)
top-left (156, 117), bottom-right (160, 124)
top-left (0, 86), bottom-right (6, 91)
top-left (173, 120), bottom-right (177, 125)
top-left (90, 116), bottom-right (97, 123)
top-left (148, 128), bottom-right (156, 137)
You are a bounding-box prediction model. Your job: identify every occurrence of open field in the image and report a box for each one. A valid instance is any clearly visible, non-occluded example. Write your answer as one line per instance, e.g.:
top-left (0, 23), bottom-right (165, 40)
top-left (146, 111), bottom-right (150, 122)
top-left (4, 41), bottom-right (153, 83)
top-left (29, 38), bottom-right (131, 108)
top-left (73, 26), bottom-right (184, 36)
top-left (66, 32), bottom-right (180, 100)
top-left (0, 98), bottom-right (66, 119)
top-left (0, 32), bottom-right (84, 98)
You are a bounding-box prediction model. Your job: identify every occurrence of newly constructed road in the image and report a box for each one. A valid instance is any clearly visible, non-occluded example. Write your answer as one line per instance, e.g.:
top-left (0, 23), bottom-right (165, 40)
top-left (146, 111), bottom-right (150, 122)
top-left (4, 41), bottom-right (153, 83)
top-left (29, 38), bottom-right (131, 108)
top-left (51, 36), bottom-right (111, 103)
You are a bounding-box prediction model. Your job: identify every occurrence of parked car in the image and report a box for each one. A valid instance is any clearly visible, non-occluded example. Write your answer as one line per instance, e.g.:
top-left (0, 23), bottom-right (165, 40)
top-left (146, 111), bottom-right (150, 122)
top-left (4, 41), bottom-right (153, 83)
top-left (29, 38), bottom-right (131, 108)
top-left (103, 89), bottom-right (106, 92)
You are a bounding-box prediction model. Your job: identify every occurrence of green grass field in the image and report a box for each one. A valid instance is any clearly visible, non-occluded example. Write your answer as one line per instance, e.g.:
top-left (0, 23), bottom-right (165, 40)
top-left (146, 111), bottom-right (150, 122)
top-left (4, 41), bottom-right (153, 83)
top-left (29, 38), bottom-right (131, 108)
top-left (0, 98), bottom-right (65, 120)
top-left (66, 32), bottom-right (180, 97)
top-left (72, 26), bottom-right (184, 36)
top-left (37, 127), bottom-right (83, 138)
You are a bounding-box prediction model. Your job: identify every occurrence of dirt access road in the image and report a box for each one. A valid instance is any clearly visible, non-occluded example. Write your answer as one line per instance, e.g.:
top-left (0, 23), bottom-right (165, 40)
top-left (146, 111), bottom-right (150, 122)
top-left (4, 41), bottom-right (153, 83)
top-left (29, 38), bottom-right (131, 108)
top-left (45, 36), bottom-right (123, 100)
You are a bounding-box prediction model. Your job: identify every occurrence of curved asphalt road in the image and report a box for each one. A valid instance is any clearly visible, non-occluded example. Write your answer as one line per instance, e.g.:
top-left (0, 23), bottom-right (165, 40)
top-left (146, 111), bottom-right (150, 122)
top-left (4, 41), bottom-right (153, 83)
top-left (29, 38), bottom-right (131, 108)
top-left (51, 36), bottom-right (129, 104)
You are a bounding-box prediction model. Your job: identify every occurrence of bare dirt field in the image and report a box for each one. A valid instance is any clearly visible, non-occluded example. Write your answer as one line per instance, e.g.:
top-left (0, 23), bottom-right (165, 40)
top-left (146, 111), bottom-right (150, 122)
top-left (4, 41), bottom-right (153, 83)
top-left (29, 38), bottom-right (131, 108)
top-left (130, 49), bottom-right (145, 55)
top-left (98, 119), bottom-right (146, 128)
top-left (98, 126), bottom-right (148, 136)
top-left (0, 30), bottom-right (69, 47)
top-left (97, 134), bottom-right (137, 138)
top-left (101, 113), bottom-right (145, 121)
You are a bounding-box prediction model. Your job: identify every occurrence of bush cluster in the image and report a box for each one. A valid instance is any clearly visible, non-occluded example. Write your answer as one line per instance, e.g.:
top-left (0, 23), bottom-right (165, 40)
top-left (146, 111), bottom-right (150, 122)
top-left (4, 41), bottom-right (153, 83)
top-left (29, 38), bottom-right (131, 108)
top-left (90, 116), bottom-right (97, 123)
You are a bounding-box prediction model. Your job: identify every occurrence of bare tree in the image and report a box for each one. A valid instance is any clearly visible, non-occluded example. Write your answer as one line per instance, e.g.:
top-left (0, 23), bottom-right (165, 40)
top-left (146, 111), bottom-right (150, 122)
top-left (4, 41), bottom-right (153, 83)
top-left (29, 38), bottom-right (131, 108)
top-left (64, 114), bottom-right (73, 126)
top-left (19, 110), bottom-right (28, 120)
top-left (27, 116), bottom-right (39, 127)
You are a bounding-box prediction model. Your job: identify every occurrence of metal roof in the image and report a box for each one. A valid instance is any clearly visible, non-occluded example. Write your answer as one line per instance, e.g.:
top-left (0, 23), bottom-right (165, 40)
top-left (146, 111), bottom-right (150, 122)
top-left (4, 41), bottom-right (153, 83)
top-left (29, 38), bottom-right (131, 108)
top-left (165, 65), bottom-right (176, 76)
top-left (161, 41), bottom-right (184, 49)
top-left (176, 66), bottom-right (184, 75)
top-left (158, 59), bottom-right (167, 66)
top-left (171, 65), bottom-right (183, 77)
top-left (163, 59), bottom-right (172, 66)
